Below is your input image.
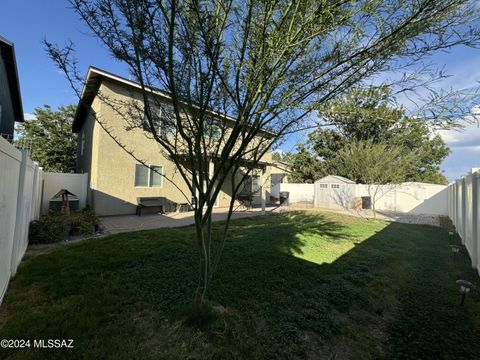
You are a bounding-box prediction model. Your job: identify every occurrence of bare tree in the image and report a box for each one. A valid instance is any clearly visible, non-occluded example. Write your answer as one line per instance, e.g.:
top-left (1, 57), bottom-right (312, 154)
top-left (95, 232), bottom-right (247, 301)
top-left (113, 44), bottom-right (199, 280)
top-left (46, 0), bottom-right (480, 308)
top-left (332, 141), bottom-right (418, 218)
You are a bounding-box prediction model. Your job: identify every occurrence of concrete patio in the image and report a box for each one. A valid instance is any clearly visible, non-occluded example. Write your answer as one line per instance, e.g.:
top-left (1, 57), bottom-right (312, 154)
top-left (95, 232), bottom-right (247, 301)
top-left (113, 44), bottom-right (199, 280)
top-left (100, 206), bottom-right (280, 234)
top-left (99, 203), bottom-right (448, 235)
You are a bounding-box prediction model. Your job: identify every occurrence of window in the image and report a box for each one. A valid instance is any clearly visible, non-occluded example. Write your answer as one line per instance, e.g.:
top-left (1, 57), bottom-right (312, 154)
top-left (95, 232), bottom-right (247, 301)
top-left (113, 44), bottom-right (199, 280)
top-left (244, 174), bottom-right (261, 194)
top-left (143, 102), bottom-right (175, 136)
top-left (251, 175), bottom-right (261, 193)
top-left (143, 102), bottom-right (162, 134)
top-left (205, 117), bottom-right (222, 140)
top-left (331, 184), bottom-right (340, 189)
top-left (135, 164), bottom-right (149, 187)
top-left (150, 166), bottom-right (163, 187)
top-left (319, 183), bottom-right (328, 189)
top-left (135, 164), bottom-right (163, 187)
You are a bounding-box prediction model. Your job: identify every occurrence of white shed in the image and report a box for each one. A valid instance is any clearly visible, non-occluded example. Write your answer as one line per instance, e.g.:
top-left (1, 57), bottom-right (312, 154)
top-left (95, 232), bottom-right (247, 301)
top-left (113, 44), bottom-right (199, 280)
top-left (314, 175), bottom-right (356, 210)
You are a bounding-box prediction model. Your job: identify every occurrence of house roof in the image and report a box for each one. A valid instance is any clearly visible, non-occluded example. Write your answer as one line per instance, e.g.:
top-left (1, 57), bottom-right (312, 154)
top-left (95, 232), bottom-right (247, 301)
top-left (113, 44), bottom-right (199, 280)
top-left (72, 66), bottom-right (263, 135)
top-left (173, 153), bottom-right (268, 170)
top-left (0, 35), bottom-right (24, 123)
top-left (316, 175), bottom-right (355, 184)
top-left (271, 161), bottom-right (292, 173)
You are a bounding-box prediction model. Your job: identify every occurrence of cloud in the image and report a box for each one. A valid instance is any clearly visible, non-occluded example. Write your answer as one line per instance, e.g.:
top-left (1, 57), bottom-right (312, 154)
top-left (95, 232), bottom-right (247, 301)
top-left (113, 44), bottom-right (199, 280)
top-left (23, 113), bottom-right (36, 121)
top-left (436, 123), bottom-right (480, 148)
top-left (436, 120), bottom-right (480, 181)
top-left (466, 145), bottom-right (480, 152)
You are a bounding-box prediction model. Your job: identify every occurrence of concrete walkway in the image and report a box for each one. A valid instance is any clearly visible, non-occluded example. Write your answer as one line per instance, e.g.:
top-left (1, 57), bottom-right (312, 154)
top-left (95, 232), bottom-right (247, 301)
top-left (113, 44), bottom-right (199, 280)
top-left (100, 206), bottom-right (279, 234)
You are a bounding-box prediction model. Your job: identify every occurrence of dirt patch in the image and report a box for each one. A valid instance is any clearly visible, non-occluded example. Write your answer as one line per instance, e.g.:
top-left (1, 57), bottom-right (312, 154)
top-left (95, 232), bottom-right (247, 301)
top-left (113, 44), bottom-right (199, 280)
top-left (439, 215), bottom-right (454, 229)
top-left (25, 231), bottom-right (109, 256)
top-left (316, 305), bottom-right (394, 360)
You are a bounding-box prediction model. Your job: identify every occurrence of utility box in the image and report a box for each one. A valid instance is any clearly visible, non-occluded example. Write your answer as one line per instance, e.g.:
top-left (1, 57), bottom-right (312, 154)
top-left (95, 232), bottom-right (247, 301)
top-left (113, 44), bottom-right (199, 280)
top-left (361, 196), bottom-right (372, 209)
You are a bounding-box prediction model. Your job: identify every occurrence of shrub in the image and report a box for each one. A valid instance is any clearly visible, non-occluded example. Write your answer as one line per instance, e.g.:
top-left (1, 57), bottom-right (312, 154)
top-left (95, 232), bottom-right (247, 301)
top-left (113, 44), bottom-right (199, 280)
top-left (69, 209), bottom-right (99, 236)
top-left (29, 209), bottom-right (100, 244)
top-left (29, 212), bottom-right (70, 244)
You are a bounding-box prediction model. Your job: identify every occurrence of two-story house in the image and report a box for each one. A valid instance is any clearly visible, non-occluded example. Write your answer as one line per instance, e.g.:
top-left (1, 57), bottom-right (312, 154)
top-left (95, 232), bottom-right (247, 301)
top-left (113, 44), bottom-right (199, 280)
top-left (73, 67), bottom-right (272, 216)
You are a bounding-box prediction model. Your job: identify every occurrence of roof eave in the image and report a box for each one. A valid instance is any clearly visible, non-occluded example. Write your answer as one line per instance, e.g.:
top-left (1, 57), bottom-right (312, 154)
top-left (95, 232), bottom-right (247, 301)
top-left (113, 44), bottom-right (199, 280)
top-left (0, 36), bottom-right (24, 123)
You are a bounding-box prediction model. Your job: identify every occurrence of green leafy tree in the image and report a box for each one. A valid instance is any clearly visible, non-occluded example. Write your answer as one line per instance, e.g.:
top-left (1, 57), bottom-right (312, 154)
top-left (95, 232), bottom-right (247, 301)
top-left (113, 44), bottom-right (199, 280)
top-left (289, 87), bottom-right (450, 184)
top-left (333, 140), bottom-right (417, 217)
top-left (46, 0), bottom-right (479, 308)
top-left (15, 105), bottom-right (77, 172)
top-left (287, 145), bottom-right (327, 183)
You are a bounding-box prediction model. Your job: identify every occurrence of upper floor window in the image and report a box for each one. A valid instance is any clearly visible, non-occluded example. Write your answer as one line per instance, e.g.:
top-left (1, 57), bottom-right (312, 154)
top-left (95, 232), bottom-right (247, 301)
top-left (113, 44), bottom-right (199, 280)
top-left (205, 117), bottom-right (222, 140)
top-left (330, 184), bottom-right (340, 189)
top-left (319, 183), bottom-right (328, 189)
top-left (135, 164), bottom-right (163, 187)
top-left (143, 102), bottom-right (175, 136)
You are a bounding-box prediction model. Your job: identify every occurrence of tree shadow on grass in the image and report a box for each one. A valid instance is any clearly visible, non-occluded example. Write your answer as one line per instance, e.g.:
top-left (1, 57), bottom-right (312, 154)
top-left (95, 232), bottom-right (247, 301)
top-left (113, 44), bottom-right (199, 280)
top-left (211, 214), bottom-right (480, 359)
top-left (0, 212), bottom-right (479, 359)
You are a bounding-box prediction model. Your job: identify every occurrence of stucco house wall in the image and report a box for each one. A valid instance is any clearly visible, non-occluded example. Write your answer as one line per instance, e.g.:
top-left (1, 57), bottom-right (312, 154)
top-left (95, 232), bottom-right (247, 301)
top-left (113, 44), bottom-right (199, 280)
top-left (76, 72), bottom-right (271, 216)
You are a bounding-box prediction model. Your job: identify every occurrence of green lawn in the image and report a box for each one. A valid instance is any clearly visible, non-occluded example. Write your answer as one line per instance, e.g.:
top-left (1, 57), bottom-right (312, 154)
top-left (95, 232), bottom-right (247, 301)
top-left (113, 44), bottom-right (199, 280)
top-left (0, 211), bottom-right (479, 359)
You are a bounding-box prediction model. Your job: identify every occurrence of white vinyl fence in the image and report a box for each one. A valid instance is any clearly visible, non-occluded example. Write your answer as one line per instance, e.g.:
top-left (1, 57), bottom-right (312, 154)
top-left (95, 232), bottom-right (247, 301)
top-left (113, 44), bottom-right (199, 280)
top-left (314, 181), bottom-right (448, 215)
top-left (447, 173), bottom-right (480, 274)
top-left (271, 183), bottom-right (314, 204)
top-left (356, 183), bottom-right (448, 215)
top-left (41, 172), bottom-right (88, 214)
top-left (0, 137), bottom-right (89, 304)
top-left (0, 137), bottom-right (42, 303)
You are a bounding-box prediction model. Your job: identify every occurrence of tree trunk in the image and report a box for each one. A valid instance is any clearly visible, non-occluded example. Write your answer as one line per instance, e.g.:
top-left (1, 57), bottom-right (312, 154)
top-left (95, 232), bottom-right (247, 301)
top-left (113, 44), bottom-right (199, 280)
top-left (194, 246), bottom-right (209, 308)
top-left (193, 206), bottom-right (211, 309)
top-left (194, 285), bottom-right (206, 308)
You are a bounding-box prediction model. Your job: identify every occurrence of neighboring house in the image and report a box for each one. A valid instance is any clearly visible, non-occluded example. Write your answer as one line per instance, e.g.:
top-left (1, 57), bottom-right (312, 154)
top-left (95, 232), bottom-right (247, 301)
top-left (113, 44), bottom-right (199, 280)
top-left (0, 36), bottom-right (24, 141)
top-left (73, 67), bottom-right (272, 216)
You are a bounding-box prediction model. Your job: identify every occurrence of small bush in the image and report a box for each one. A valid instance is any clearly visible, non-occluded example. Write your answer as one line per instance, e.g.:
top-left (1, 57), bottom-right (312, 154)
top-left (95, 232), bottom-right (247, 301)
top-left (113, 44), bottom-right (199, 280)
top-left (29, 209), bottom-right (100, 244)
top-left (69, 209), bottom-right (99, 236)
top-left (29, 212), bottom-right (70, 244)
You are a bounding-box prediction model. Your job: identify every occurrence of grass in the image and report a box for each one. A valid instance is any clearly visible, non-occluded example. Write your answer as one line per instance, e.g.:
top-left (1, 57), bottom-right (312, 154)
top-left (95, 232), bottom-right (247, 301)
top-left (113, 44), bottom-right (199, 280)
top-left (0, 211), bottom-right (479, 359)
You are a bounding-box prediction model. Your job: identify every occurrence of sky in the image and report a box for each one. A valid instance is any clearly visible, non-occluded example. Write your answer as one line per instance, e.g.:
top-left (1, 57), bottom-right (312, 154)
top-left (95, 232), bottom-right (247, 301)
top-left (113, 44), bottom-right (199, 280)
top-left (1, 1), bottom-right (479, 182)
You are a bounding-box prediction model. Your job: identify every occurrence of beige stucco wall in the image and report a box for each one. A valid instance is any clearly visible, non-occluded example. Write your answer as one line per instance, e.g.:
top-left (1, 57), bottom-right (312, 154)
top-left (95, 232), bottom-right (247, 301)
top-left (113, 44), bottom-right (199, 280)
top-left (84, 80), bottom-right (271, 216)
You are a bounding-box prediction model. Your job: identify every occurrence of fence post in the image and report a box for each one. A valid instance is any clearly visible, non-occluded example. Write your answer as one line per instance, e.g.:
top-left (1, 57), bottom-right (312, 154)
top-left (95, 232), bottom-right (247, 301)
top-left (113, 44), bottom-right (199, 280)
top-left (451, 184), bottom-right (454, 219)
top-left (449, 185), bottom-right (453, 219)
top-left (454, 183), bottom-right (457, 225)
top-left (472, 174), bottom-right (478, 269)
top-left (456, 180), bottom-right (460, 236)
top-left (455, 181), bottom-right (459, 230)
top-left (453, 183), bottom-right (456, 223)
top-left (10, 150), bottom-right (27, 277)
top-left (455, 181), bottom-right (461, 229)
top-left (30, 163), bottom-right (39, 220)
top-left (461, 178), bottom-right (466, 244)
